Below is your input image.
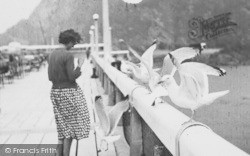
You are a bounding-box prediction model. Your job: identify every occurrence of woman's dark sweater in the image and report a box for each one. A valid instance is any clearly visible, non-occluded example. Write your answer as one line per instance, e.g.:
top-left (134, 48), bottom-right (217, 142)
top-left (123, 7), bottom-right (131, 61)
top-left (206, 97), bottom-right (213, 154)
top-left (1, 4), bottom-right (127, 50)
top-left (48, 50), bottom-right (81, 89)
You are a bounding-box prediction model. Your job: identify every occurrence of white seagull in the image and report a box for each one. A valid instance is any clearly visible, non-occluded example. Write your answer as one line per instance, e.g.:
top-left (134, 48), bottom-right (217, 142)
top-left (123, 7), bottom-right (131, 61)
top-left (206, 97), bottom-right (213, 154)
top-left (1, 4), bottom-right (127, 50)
top-left (94, 96), bottom-right (129, 151)
top-left (119, 39), bottom-right (156, 84)
top-left (160, 54), bottom-right (229, 123)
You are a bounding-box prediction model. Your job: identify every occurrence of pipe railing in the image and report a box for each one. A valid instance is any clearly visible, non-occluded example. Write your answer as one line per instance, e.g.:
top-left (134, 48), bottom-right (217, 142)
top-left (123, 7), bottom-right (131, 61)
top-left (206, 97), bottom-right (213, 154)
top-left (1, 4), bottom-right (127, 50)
top-left (91, 53), bottom-right (249, 156)
top-left (97, 50), bottom-right (129, 56)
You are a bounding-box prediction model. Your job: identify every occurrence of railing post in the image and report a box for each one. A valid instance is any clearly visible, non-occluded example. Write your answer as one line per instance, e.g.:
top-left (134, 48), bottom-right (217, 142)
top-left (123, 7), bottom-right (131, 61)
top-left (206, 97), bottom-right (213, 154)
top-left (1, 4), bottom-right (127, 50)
top-left (130, 107), bottom-right (143, 156)
top-left (89, 29), bottom-right (94, 55)
top-left (98, 65), bottom-right (103, 88)
top-left (96, 64), bottom-right (101, 77)
top-left (108, 79), bottom-right (115, 106)
top-left (91, 67), bottom-right (98, 79)
top-left (153, 145), bottom-right (165, 156)
top-left (115, 86), bottom-right (124, 125)
top-left (98, 65), bottom-right (101, 78)
top-left (141, 120), bottom-right (171, 156)
top-left (102, 0), bottom-right (112, 61)
top-left (101, 72), bottom-right (105, 88)
top-left (115, 87), bottom-right (123, 104)
top-left (93, 14), bottom-right (99, 54)
top-left (104, 73), bottom-right (108, 94)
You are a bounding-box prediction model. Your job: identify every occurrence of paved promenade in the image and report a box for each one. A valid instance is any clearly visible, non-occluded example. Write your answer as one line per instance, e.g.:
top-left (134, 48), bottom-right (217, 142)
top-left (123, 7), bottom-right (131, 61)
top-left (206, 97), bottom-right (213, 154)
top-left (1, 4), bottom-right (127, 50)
top-left (0, 60), bottom-right (129, 156)
top-left (0, 62), bottom-right (97, 156)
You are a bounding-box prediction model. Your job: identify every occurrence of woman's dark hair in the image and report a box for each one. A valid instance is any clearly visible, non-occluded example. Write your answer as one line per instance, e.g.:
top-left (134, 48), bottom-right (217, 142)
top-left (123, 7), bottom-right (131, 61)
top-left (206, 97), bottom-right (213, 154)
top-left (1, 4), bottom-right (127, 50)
top-left (58, 29), bottom-right (82, 45)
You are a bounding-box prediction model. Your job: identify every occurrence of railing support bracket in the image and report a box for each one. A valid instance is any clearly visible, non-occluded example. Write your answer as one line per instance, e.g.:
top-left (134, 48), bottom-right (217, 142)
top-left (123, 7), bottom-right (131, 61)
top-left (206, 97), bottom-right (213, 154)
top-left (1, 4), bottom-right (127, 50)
top-left (175, 121), bottom-right (212, 156)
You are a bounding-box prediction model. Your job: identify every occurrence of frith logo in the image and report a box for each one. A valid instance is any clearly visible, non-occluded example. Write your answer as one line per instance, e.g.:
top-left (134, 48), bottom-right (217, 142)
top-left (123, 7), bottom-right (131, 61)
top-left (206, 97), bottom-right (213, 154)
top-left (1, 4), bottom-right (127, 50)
top-left (188, 12), bottom-right (237, 41)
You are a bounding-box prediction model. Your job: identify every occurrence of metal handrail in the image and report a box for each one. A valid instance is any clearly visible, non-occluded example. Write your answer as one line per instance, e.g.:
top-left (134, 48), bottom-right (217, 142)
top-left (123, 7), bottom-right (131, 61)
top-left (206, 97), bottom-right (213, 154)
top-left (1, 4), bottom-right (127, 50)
top-left (91, 53), bottom-right (249, 156)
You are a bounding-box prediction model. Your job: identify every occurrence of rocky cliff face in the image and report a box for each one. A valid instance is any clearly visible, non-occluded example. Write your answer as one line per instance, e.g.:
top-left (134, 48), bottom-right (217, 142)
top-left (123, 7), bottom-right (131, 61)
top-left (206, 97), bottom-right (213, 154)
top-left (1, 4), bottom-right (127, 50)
top-left (0, 0), bottom-right (249, 64)
top-left (0, 0), bottom-right (102, 45)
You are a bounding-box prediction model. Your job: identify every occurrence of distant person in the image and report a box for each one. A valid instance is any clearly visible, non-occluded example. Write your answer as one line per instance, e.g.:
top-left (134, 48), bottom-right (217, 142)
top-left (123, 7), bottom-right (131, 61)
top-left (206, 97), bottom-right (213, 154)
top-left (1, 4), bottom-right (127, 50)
top-left (8, 54), bottom-right (17, 75)
top-left (9, 54), bottom-right (15, 62)
top-left (86, 47), bottom-right (91, 60)
top-left (0, 52), bottom-right (9, 74)
top-left (48, 29), bottom-right (90, 156)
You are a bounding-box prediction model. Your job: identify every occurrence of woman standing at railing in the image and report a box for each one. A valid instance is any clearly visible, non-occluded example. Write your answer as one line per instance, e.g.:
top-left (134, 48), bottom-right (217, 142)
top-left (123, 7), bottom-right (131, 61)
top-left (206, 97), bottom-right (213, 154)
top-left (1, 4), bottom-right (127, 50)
top-left (48, 29), bottom-right (90, 156)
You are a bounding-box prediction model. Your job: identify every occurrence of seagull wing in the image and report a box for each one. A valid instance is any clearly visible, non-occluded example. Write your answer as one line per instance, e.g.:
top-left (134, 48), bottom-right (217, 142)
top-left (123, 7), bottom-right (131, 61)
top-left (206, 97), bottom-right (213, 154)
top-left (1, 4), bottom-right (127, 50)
top-left (126, 51), bottom-right (132, 61)
top-left (140, 43), bottom-right (158, 84)
top-left (161, 46), bottom-right (201, 77)
top-left (95, 99), bottom-right (110, 135)
top-left (119, 39), bottom-right (141, 62)
top-left (108, 100), bottom-right (129, 136)
top-left (180, 62), bottom-right (226, 95)
top-left (125, 40), bottom-right (156, 69)
top-left (180, 61), bottom-right (225, 97)
top-left (179, 63), bottom-right (209, 96)
top-left (160, 54), bottom-right (175, 76)
top-left (139, 42), bottom-right (161, 90)
top-left (181, 62), bottom-right (226, 76)
top-left (200, 90), bottom-right (229, 105)
top-left (171, 47), bottom-right (200, 63)
top-left (141, 41), bottom-right (157, 68)
top-left (179, 73), bottom-right (201, 100)
top-left (126, 44), bottom-right (142, 62)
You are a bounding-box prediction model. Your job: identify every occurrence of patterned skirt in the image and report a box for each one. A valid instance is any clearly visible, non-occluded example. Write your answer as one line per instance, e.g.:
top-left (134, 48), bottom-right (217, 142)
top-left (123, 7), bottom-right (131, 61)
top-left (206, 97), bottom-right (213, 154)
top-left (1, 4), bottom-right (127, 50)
top-left (50, 86), bottom-right (90, 140)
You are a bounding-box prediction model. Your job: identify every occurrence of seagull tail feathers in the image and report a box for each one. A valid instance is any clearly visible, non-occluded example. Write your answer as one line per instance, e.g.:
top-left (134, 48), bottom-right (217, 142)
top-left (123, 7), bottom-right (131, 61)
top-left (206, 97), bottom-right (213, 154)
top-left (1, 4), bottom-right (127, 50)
top-left (201, 90), bottom-right (229, 105)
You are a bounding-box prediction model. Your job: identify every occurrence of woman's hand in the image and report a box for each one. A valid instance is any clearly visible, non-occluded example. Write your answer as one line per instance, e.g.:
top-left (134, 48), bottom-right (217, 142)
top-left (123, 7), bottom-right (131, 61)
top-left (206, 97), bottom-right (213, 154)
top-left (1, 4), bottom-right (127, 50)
top-left (77, 57), bottom-right (84, 68)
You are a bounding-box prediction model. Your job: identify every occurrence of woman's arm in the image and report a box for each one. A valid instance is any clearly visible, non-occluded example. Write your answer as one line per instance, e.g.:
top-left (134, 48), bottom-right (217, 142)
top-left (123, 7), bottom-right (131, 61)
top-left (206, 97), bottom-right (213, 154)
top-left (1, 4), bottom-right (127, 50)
top-left (66, 54), bottom-right (81, 81)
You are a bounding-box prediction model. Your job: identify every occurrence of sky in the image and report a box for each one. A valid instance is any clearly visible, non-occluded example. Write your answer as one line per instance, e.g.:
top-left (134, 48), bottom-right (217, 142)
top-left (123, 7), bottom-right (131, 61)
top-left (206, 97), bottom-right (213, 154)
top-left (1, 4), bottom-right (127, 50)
top-left (0, 0), bottom-right (42, 34)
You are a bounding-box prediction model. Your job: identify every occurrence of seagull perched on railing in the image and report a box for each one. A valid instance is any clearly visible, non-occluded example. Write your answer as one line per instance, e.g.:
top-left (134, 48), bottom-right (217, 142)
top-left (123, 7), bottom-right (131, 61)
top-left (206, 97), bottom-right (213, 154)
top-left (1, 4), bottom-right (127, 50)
top-left (119, 39), bottom-right (157, 85)
top-left (94, 96), bottom-right (129, 151)
top-left (160, 54), bottom-right (229, 123)
top-left (119, 39), bottom-right (169, 105)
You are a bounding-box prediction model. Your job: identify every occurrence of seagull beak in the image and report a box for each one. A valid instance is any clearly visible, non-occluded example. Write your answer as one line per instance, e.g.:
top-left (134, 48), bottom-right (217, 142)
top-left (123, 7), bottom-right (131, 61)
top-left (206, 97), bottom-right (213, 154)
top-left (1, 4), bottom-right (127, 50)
top-left (201, 43), bottom-right (207, 49)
